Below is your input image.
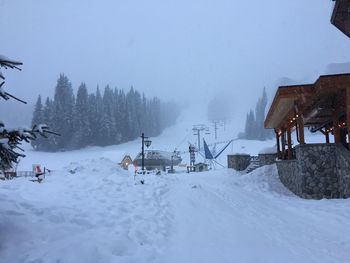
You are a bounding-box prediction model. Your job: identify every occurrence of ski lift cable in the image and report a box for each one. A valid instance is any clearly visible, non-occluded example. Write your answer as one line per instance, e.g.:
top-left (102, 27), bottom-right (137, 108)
top-left (213, 159), bottom-right (225, 168)
top-left (197, 149), bottom-right (225, 168)
top-left (214, 139), bottom-right (234, 159)
top-left (174, 129), bottom-right (192, 151)
top-left (206, 138), bottom-right (239, 147)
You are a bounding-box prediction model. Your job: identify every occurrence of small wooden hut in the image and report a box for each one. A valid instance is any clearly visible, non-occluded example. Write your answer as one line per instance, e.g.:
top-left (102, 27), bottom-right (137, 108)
top-left (120, 155), bottom-right (133, 170)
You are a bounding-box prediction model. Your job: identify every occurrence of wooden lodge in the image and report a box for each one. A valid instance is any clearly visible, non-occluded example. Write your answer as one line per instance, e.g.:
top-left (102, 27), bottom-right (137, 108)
top-left (331, 0), bottom-right (350, 37)
top-left (265, 73), bottom-right (350, 160)
top-left (265, 73), bottom-right (350, 199)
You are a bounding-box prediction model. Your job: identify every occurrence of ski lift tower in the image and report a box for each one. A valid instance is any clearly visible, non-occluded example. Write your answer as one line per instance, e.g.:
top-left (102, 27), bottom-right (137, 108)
top-left (211, 120), bottom-right (224, 140)
top-left (192, 124), bottom-right (210, 151)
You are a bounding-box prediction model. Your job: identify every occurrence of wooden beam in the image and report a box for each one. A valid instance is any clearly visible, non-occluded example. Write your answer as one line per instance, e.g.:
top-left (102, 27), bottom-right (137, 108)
top-left (333, 108), bottom-right (342, 143)
top-left (281, 128), bottom-right (286, 160)
top-left (287, 126), bottom-right (292, 160)
top-left (265, 85), bottom-right (314, 129)
top-left (296, 107), bottom-right (305, 144)
top-left (275, 129), bottom-right (281, 159)
top-left (320, 128), bottom-right (330, 143)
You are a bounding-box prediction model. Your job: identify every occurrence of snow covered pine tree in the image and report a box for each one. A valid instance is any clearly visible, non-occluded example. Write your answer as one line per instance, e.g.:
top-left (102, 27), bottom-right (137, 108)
top-left (0, 55), bottom-right (58, 173)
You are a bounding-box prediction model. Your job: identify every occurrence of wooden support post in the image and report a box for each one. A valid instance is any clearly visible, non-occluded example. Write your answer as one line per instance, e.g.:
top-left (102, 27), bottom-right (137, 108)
top-left (281, 128), bottom-right (286, 159)
top-left (320, 129), bottom-right (330, 143)
top-left (333, 108), bottom-right (341, 143)
top-left (287, 126), bottom-right (292, 160)
top-left (347, 88), bottom-right (350, 150)
top-left (297, 112), bottom-right (305, 144)
top-left (275, 129), bottom-right (281, 159)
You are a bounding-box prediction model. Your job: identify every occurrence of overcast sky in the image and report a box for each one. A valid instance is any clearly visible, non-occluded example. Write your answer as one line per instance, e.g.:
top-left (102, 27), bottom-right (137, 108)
top-left (1, 0), bottom-right (350, 121)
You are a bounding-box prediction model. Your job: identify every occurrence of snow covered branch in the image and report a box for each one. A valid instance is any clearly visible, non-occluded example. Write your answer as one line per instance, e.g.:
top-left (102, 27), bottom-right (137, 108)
top-left (0, 121), bottom-right (59, 171)
top-left (0, 54), bottom-right (59, 171)
top-left (0, 55), bottom-right (23, 72)
top-left (0, 81), bottom-right (27, 103)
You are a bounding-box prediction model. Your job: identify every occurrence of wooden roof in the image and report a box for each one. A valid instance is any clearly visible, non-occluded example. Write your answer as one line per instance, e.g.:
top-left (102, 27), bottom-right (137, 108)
top-left (265, 73), bottom-right (350, 130)
top-left (265, 84), bottom-right (313, 129)
top-left (331, 0), bottom-right (350, 37)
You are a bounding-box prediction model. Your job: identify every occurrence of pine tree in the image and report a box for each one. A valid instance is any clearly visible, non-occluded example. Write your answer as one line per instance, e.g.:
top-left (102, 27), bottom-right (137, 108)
top-left (126, 87), bottom-right (139, 139)
top-left (255, 87), bottom-right (268, 140)
top-left (87, 92), bottom-right (96, 145)
top-left (51, 74), bottom-right (75, 150)
top-left (39, 97), bottom-right (56, 151)
top-left (94, 86), bottom-right (104, 145)
top-left (242, 87), bottom-right (272, 140)
top-left (244, 110), bottom-right (256, 140)
top-left (113, 88), bottom-right (122, 143)
top-left (31, 95), bottom-right (44, 150)
top-left (118, 89), bottom-right (129, 142)
top-left (71, 83), bottom-right (91, 148)
top-left (101, 85), bottom-right (116, 145)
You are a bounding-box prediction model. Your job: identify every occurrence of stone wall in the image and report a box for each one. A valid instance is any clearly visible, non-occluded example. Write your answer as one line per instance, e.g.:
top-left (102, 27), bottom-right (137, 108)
top-left (276, 160), bottom-right (300, 194)
top-left (258, 153), bottom-right (277, 166)
top-left (227, 154), bottom-right (250, 171)
top-left (336, 146), bottom-right (350, 198)
top-left (277, 143), bottom-right (350, 199)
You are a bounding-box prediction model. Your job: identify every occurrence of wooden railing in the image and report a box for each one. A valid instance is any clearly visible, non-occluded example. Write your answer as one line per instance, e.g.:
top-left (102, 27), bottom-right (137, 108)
top-left (1, 170), bottom-right (48, 180)
top-left (16, 171), bottom-right (35, 177)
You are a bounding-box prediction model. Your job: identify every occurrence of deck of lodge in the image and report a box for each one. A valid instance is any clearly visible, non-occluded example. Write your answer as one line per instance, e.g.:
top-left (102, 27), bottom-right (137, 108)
top-left (265, 73), bottom-right (350, 199)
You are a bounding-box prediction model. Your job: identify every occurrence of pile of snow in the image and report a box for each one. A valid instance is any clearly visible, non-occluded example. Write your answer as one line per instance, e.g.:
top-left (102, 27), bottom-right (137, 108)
top-left (64, 157), bottom-right (123, 175)
top-left (233, 164), bottom-right (293, 197)
top-left (0, 158), bottom-right (171, 263)
top-left (259, 146), bottom-right (277, 154)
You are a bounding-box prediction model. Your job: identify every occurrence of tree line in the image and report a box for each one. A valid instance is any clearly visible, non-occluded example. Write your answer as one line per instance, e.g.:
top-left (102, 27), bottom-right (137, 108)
top-left (31, 74), bottom-right (179, 151)
top-left (239, 87), bottom-right (273, 141)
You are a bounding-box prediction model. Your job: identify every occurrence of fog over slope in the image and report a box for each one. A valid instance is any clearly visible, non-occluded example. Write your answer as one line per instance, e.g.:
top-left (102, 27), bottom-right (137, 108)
top-left (1, 0), bottom-right (350, 128)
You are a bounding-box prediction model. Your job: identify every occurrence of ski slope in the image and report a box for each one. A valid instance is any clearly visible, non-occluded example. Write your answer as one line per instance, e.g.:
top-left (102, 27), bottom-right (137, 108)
top-left (1, 109), bottom-right (350, 262)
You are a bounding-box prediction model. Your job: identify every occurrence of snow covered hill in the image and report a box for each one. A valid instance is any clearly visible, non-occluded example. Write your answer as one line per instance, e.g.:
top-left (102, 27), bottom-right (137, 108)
top-left (1, 108), bottom-right (350, 263)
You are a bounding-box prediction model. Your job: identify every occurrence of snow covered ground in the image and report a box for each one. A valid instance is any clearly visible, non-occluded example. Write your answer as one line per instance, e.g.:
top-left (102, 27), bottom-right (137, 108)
top-left (1, 110), bottom-right (350, 262)
top-left (2, 162), bottom-right (350, 263)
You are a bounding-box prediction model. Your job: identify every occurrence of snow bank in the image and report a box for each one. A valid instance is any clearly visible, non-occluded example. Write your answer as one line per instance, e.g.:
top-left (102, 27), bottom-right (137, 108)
top-left (0, 158), bottom-right (171, 263)
top-left (259, 146), bottom-right (277, 154)
top-left (233, 164), bottom-right (293, 197)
